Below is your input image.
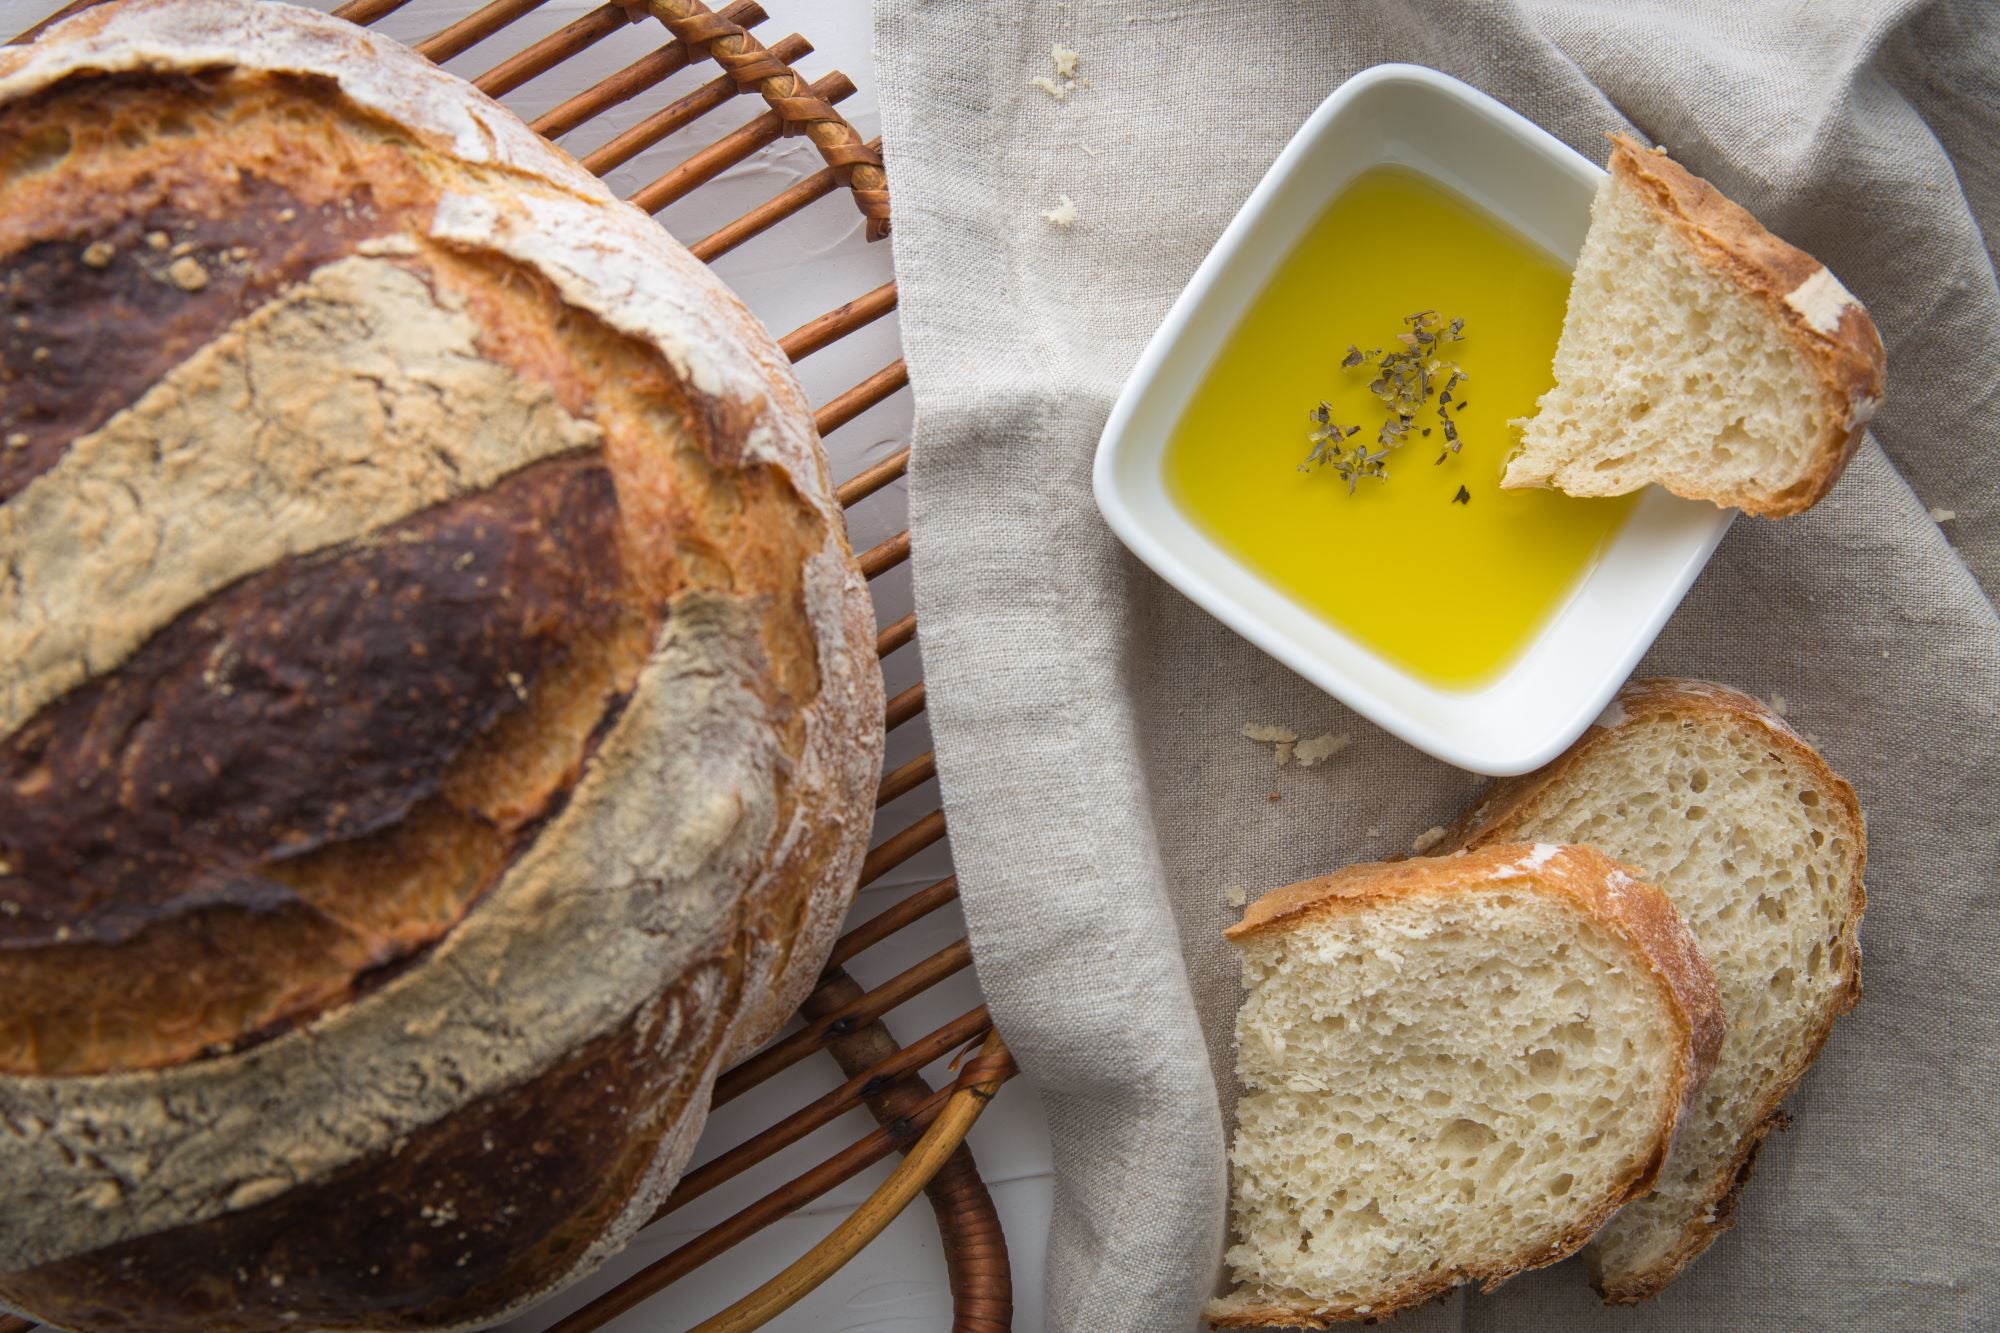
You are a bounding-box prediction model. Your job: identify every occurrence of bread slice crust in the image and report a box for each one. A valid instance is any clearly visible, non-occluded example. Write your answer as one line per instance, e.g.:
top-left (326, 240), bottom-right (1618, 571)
top-left (1209, 844), bottom-right (1724, 1326)
top-left (1443, 678), bottom-right (1865, 1302)
top-left (1507, 135), bottom-right (1885, 518)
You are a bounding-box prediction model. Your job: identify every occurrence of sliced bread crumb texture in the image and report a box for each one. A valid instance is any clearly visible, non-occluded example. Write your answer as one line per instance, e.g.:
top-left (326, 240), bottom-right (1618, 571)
top-left (1206, 845), bottom-right (1721, 1327)
top-left (1504, 135), bottom-right (1884, 518)
top-left (1446, 679), bottom-right (1865, 1302)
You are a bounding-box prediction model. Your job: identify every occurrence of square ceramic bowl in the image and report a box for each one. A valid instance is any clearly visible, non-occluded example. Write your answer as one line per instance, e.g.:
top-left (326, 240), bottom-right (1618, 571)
top-left (1092, 64), bottom-right (1732, 777)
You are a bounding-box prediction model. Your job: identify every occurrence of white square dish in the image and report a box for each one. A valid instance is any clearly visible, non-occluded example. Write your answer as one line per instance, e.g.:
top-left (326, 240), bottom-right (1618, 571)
top-left (1092, 63), bottom-right (1732, 777)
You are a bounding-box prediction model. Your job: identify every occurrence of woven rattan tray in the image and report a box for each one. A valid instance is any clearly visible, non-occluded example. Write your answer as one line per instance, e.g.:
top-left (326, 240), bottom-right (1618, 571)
top-left (1, 2), bottom-right (1015, 1329)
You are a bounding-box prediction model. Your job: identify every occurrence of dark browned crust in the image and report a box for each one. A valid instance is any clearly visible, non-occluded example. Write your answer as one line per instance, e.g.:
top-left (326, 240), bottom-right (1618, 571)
top-left (1606, 135), bottom-right (1887, 518)
top-left (1444, 677), bottom-right (1866, 1302)
top-left (0, 455), bottom-right (628, 1073)
top-left (1211, 845), bottom-right (1724, 1326)
top-left (0, 73), bottom-right (411, 501)
top-left (0, 65), bottom-right (835, 1079)
top-left (0, 953), bottom-right (742, 1333)
top-left (1, 454), bottom-right (622, 942)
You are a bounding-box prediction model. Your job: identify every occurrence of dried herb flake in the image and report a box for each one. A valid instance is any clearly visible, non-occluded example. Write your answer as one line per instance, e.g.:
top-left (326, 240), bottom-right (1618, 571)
top-left (1299, 312), bottom-right (1472, 497)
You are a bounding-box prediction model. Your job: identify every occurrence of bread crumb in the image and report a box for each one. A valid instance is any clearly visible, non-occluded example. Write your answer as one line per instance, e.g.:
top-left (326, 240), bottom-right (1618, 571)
top-left (1272, 740), bottom-right (1294, 766)
top-left (5, 432), bottom-right (27, 450)
top-left (276, 207), bottom-right (297, 223)
top-left (226, 1177), bottom-right (288, 1210)
top-left (166, 256), bottom-right (210, 291)
top-left (1223, 884), bottom-right (1247, 908)
top-left (169, 239), bottom-right (195, 258)
top-left (81, 240), bottom-right (116, 268)
top-left (1768, 693), bottom-right (1789, 717)
top-left (1931, 507), bottom-right (1957, 522)
top-left (1241, 723), bottom-right (1297, 744)
top-left (1410, 825), bottom-right (1446, 854)
top-left (145, 230), bottom-right (170, 250)
top-left (30, 347), bottom-right (48, 362)
top-left (1030, 42), bottom-right (1081, 99)
top-left (1294, 732), bottom-right (1351, 767)
top-left (1042, 193), bottom-right (1078, 228)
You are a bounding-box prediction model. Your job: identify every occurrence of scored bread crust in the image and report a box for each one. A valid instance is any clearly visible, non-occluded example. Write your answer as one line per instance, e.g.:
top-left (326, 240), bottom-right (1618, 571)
top-left (1212, 844), bottom-right (1724, 1326)
top-left (0, 3), bottom-right (881, 1329)
top-left (1597, 135), bottom-right (1885, 517)
top-left (1441, 679), bottom-right (1865, 1303)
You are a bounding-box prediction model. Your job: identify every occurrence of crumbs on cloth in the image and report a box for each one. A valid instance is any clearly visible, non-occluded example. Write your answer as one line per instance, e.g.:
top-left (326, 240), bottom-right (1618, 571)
top-left (1029, 42), bottom-right (1082, 99)
top-left (1242, 722), bottom-right (1349, 768)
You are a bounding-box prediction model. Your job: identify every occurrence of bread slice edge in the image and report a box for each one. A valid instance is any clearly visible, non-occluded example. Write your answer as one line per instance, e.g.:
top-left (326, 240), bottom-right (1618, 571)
top-left (1612, 135), bottom-right (1882, 517)
top-left (1442, 678), bottom-right (1866, 1301)
top-left (1506, 135), bottom-right (1886, 517)
top-left (1210, 844), bottom-right (1725, 1326)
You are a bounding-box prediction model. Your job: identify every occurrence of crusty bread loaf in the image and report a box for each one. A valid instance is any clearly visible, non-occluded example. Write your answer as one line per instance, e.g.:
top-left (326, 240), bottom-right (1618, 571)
top-left (1503, 135), bottom-right (1885, 518)
top-left (0, 3), bottom-right (882, 1329)
top-left (1205, 844), bottom-right (1723, 1327)
top-left (1444, 679), bottom-right (1864, 1302)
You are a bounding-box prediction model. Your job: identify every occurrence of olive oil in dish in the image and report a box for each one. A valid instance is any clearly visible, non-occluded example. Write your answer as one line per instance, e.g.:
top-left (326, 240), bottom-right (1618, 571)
top-left (1163, 165), bottom-right (1634, 689)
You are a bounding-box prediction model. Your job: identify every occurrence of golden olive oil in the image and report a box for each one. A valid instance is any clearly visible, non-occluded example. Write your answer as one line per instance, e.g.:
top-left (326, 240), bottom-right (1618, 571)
top-left (1164, 166), bottom-right (1634, 689)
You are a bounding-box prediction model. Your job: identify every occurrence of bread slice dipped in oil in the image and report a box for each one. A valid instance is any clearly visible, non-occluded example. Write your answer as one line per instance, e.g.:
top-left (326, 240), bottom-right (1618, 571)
top-left (1206, 844), bottom-right (1723, 1327)
top-left (1504, 134), bottom-right (1885, 517)
top-left (1442, 679), bottom-right (1865, 1302)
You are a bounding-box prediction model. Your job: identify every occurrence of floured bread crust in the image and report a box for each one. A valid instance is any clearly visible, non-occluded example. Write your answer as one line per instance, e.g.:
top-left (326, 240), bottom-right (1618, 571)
top-left (0, 256), bottom-right (603, 733)
top-left (0, 2), bottom-right (882, 1329)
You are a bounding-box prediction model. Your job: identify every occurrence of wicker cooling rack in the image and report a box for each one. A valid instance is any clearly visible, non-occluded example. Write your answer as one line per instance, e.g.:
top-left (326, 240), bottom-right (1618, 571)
top-left (0, 2), bottom-right (1016, 1330)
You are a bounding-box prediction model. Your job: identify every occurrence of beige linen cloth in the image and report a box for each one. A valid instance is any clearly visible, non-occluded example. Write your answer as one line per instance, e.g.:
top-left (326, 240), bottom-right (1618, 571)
top-left (872, 1), bottom-right (1999, 1328)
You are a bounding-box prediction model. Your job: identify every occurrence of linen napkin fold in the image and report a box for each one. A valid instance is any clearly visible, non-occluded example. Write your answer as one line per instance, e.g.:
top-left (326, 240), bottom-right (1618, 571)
top-left (873, 1), bottom-right (2000, 1328)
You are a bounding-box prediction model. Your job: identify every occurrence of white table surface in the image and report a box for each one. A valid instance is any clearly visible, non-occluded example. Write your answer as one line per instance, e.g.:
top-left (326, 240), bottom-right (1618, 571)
top-left (0, 0), bottom-right (1059, 1328)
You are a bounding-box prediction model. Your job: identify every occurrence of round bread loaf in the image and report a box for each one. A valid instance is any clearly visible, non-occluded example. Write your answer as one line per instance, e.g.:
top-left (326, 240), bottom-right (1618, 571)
top-left (0, 2), bottom-right (883, 1328)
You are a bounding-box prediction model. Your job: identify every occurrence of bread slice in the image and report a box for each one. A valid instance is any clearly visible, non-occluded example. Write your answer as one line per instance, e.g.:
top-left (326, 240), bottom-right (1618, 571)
top-left (1443, 679), bottom-right (1865, 1302)
top-left (1205, 844), bottom-right (1723, 1327)
top-left (1503, 135), bottom-right (1885, 518)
